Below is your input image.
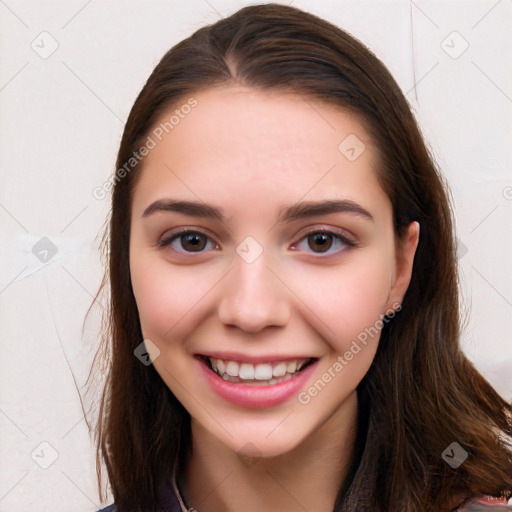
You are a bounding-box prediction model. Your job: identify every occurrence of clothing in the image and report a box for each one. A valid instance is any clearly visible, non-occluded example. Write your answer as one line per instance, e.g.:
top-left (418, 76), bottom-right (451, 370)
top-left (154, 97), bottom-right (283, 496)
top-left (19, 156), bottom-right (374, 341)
top-left (458, 501), bottom-right (512, 511)
top-left (96, 471), bottom-right (512, 512)
top-left (95, 473), bottom-right (183, 512)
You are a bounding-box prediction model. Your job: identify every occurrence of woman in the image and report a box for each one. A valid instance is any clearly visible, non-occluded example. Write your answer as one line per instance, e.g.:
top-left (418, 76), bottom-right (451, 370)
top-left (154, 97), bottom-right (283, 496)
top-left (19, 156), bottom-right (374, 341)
top-left (89, 3), bottom-right (512, 511)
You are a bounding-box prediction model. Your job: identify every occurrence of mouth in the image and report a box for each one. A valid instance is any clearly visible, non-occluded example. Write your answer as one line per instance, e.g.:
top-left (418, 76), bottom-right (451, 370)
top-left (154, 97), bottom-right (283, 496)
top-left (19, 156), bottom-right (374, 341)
top-left (196, 354), bottom-right (318, 386)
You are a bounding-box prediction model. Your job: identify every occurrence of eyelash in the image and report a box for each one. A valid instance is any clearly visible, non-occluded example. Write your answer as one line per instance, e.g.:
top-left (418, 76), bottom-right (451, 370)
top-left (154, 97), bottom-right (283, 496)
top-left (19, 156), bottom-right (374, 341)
top-left (157, 227), bottom-right (358, 257)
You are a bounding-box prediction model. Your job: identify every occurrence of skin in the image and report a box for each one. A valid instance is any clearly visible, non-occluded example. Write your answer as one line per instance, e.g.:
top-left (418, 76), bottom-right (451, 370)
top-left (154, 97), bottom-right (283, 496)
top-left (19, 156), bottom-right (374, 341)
top-left (129, 86), bottom-right (419, 512)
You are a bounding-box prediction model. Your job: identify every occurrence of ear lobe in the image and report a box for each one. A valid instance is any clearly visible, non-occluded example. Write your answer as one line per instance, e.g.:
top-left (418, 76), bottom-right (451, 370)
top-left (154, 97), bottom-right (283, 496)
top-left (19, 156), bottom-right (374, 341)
top-left (386, 221), bottom-right (420, 309)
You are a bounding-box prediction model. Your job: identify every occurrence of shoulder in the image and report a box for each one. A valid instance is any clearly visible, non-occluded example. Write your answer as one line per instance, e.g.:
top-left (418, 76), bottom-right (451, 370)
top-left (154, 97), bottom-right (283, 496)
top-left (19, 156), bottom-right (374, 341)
top-left (96, 506), bottom-right (116, 512)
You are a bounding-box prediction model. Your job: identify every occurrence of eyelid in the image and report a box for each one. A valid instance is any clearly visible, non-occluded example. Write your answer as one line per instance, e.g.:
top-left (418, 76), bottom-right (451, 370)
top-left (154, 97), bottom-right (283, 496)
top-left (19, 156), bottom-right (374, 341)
top-left (292, 224), bottom-right (358, 246)
top-left (157, 226), bottom-right (219, 248)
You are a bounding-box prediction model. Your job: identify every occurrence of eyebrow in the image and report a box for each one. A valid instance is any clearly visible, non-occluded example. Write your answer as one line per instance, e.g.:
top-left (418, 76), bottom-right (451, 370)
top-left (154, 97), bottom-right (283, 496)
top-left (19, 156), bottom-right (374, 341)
top-left (141, 198), bottom-right (374, 223)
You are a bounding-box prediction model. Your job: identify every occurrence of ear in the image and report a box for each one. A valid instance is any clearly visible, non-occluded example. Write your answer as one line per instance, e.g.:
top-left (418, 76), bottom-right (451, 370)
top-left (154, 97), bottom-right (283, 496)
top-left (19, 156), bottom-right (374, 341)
top-left (385, 221), bottom-right (420, 311)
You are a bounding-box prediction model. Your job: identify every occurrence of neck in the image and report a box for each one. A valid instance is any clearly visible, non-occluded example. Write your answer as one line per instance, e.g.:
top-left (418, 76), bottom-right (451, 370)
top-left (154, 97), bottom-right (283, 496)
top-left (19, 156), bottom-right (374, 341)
top-left (180, 391), bottom-right (359, 512)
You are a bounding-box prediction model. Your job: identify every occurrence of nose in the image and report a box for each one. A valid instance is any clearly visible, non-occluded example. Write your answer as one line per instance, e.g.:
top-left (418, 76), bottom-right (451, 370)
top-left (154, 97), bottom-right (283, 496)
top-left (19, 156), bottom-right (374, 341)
top-left (217, 251), bottom-right (290, 333)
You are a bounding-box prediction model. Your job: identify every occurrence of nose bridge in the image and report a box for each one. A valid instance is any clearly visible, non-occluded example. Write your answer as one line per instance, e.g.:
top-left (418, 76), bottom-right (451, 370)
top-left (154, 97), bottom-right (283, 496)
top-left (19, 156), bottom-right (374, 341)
top-left (217, 243), bottom-right (289, 332)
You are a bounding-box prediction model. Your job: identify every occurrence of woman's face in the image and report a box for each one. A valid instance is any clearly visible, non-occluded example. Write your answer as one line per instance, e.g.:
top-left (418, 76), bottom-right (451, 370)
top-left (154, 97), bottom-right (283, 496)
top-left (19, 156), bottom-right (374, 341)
top-left (129, 86), bottom-right (418, 458)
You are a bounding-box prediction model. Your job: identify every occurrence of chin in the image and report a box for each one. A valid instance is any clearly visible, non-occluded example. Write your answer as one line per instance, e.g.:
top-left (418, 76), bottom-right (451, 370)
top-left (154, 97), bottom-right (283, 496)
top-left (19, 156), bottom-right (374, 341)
top-left (219, 422), bottom-right (312, 460)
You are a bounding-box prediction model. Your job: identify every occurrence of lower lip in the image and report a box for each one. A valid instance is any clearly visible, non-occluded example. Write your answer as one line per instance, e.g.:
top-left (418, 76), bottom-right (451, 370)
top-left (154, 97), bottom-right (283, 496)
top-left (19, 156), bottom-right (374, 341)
top-left (197, 357), bottom-right (318, 408)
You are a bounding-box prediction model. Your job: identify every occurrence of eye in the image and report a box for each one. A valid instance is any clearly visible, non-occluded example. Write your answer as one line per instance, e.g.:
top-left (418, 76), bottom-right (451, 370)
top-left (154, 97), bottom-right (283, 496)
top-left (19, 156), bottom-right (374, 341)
top-left (290, 228), bottom-right (357, 256)
top-left (157, 229), bottom-right (218, 253)
top-left (157, 227), bottom-right (357, 257)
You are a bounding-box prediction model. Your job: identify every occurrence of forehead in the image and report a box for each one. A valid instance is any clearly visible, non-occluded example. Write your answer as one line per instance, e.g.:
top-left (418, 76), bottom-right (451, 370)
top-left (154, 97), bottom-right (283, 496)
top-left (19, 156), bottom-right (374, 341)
top-left (131, 86), bottom-right (390, 223)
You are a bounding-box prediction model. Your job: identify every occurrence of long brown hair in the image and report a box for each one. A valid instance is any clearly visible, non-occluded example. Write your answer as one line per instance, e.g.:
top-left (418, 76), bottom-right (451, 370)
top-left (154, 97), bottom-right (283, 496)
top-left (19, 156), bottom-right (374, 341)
top-left (87, 4), bottom-right (512, 511)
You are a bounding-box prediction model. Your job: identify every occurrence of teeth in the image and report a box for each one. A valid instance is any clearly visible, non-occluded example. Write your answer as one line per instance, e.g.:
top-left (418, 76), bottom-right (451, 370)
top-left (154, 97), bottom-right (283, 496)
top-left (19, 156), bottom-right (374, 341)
top-left (286, 361), bottom-right (297, 373)
top-left (222, 373), bottom-right (294, 385)
top-left (254, 363), bottom-right (273, 380)
top-left (273, 362), bottom-right (287, 377)
top-left (239, 363), bottom-right (255, 379)
top-left (206, 356), bottom-right (311, 383)
top-left (226, 361), bottom-right (239, 377)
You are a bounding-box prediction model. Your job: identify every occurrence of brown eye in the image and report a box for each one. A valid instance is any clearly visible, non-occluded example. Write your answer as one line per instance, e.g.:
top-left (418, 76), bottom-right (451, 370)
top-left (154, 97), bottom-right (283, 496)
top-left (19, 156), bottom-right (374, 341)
top-left (291, 229), bottom-right (356, 256)
top-left (180, 233), bottom-right (207, 252)
top-left (158, 230), bottom-right (215, 253)
top-left (307, 232), bottom-right (334, 253)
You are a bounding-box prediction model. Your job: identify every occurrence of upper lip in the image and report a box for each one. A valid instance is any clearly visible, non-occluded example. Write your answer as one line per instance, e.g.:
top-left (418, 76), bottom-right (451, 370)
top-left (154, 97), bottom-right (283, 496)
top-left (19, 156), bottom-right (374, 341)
top-left (196, 351), bottom-right (319, 364)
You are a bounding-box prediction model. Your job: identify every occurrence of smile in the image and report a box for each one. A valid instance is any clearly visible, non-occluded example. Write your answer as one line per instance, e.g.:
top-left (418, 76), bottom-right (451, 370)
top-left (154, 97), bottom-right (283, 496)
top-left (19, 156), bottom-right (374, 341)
top-left (199, 355), bottom-right (315, 385)
top-left (196, 354), bottom-right (319, 408)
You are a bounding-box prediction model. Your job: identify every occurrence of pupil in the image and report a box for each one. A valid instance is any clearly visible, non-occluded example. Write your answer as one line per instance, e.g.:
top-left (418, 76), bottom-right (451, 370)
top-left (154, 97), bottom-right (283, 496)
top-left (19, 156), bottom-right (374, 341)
top-left (183, 233), bottom-right (205, 251)
top-left (310, 233), bottom-right (332, 253)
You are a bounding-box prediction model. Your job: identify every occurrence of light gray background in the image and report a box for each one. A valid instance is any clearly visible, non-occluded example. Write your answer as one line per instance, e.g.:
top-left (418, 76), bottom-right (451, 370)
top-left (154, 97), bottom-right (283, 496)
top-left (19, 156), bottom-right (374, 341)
top-left (1, 1), bottom-right (511, 510)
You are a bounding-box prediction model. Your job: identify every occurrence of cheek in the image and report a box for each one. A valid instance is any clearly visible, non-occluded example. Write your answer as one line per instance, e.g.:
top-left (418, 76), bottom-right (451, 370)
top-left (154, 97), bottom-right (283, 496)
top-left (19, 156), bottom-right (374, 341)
top-left (131, 240), bottom-right (395, 354)
top-left (130, 256), bottom-right (183, 337)
top-left (130, 254), bottom-right (216, 340)
top-left (292, 251), bottom-right (393, 353)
